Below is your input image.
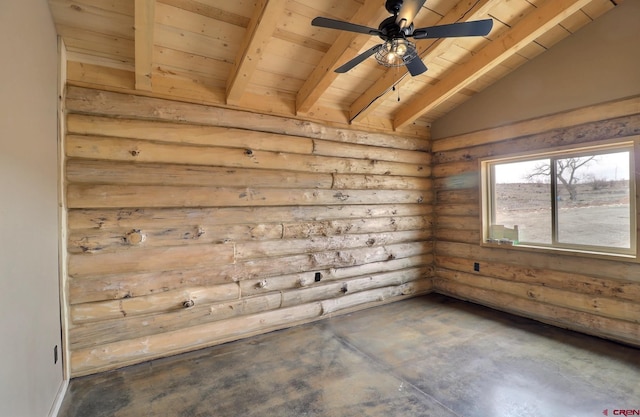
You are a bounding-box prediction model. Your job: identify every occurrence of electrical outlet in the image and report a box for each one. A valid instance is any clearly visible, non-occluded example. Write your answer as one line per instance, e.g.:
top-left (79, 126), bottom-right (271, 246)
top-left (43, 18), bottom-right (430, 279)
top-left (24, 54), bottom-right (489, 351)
top-left (54, 345), bottom-right (58, 364)
top-left (473, 262), bottom-right (480, 272)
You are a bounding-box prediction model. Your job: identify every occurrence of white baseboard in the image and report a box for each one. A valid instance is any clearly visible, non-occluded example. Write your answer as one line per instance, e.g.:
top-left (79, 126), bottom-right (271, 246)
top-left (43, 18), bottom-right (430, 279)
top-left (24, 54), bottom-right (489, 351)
top-left (48, 379), bottom-right (69, 417)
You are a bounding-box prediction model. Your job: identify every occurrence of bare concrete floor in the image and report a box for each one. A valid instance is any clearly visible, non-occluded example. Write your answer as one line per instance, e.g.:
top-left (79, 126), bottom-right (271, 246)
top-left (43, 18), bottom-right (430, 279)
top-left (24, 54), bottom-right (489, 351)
top-left (59, 294), bottom-right (640, 417)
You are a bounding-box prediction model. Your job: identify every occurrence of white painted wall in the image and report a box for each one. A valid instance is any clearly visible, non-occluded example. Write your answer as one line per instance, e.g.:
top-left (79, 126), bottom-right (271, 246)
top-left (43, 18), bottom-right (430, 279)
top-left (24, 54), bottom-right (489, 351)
top-left (0, 0), bottom-right (64, 416)
top-left (432, 1), bottom-right (640, 139)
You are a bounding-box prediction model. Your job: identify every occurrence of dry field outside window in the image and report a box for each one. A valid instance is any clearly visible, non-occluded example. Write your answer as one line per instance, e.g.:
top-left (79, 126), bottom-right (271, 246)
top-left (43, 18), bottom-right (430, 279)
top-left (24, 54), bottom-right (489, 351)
top-left (494, 180), bottom-right (631, 247)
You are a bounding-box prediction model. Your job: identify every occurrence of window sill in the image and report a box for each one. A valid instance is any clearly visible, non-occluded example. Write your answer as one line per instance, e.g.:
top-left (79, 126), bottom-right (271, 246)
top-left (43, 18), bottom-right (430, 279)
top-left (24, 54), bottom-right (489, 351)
top-left (481, 240), bottom-right (638, 262)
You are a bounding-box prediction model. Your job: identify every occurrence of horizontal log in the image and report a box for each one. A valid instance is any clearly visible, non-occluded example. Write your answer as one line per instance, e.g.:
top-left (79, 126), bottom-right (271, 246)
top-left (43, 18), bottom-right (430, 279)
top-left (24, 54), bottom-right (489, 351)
top-left (280, 281), bottom-right (346, 308)
top-left (240, 254), bottom-right (433, 296)
top-left (432, 160), bottom-right (477, 178)
top-left (68, 159), bottom-right (431, 192)
top-left (67, 159), bottom-right (332, 189)
top-left (68, 243), bottom-right (235, 278)
top-left (280, 267), bottom-right (429, 307)
top-left (316, 282), bottom-right (433, 319)
top-left (332, 174), bottom-right (432, 191)
top-left (329, 254), bottom-right (434, 281)
top-left (436, 255), bottom-right (640, 303)
top-left (70, 302), bottom-right (324, 376)
top-left (343, 268), bottom-right (428, 294)
top-left (70, 283), bottom-right (240, 324)
top-left (68, 241), bottom-right (433, 303)
top-left (68, 265), bottom-right (236, 305)
top-left (435, 229), bottom-right (481, 244)
top-left (240, 270), bottom-right (329, 298)
top-left (293, 242), bottom-right (433, 274)
top-left (242, 242), bottom-right (431, 282)
top-left (434, 280), bottom-right (640, 348)
top-left (320, 280), bottom-right (432, 315)
top-left (435, 215), bottom-right (478, 231)
top-left (435, 269), bottom-right (640, 323)
top-left (66, 113), bottom-right (315, 154)
top-left (66, 86), bottom-right (429, 150)
top-left (67, 204), bottom-right (430, 230)
top-left (66, 135), bottom-right (430, 177)
top-left (236, 230), bottom-right (431, 260)
top-left (436, 241), bottom-right (640, 282)
top-left (436, 189), bottom-right (479, 205)
top-left (68, 223), bottom-right (284, 254)
top-left (312, 139), bottom-right (429, 165)
top-left (434, 203), bottom-right (479, 217)
top-left (67, 184), bottom-right (427, 208)
top-left (69, 293), bottom-right (283, 350)
top-left (282, 215), bottom-right (431, 239)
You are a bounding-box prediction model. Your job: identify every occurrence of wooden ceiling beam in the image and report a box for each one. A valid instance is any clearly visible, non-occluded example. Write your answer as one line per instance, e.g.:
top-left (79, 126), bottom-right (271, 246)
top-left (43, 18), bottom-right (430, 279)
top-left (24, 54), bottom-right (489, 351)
top-left (134, 0), bottom-right (155, 91)
top-left (295, 2), bottom-right (385, 116)
top-left (349, 0), bottom-right (495, 124)
top-left (226, 0), bottom-right (287, 105)
top-left (393, 0), bottom-right (595, 130)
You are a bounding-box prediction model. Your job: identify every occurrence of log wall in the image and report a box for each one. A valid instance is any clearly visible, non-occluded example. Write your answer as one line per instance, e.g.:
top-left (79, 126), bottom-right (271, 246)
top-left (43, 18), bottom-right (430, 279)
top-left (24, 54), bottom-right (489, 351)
top-left (432, 96), bottom-right (640, 347)
top-left (63, 86), bottom-right (433, 376)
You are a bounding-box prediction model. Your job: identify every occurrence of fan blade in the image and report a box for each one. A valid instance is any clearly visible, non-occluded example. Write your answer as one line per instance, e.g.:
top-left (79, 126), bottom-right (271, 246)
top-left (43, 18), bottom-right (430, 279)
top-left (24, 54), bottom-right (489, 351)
top-left (312, 17), bottom-right (381, 36)
top-left (405, 57), bottom-right (428, 76)
top-left (396, 0), bottom-right (427, 29)
top-left (412, 19), bottom-right (493, 39)
top-left (335, 45), bottom-right (381, 73)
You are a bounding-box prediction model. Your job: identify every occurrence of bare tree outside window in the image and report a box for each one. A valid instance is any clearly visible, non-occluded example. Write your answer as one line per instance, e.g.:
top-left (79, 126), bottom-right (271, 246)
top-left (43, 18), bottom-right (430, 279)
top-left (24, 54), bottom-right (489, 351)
top-left (525, 156), bottom-right (596, 201)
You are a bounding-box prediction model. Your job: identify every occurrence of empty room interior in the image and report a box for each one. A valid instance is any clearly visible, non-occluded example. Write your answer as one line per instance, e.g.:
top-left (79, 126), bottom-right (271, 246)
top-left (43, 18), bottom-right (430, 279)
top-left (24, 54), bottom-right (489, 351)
top-left (2, 0), bottom-right (640, 416)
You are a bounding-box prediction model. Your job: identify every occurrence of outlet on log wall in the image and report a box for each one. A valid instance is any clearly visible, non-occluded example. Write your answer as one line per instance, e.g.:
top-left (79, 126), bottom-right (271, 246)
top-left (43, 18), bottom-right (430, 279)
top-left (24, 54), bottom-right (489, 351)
top-left (432, 96), bottom-right (640, 347)
top-left (63, 86), bottom-right (433, 376)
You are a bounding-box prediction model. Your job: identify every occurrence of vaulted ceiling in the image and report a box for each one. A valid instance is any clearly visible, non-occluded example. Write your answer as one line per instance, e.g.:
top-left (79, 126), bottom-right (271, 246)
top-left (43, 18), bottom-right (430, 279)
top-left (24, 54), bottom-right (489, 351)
top-left (48, 0), bottom-right (619, 136)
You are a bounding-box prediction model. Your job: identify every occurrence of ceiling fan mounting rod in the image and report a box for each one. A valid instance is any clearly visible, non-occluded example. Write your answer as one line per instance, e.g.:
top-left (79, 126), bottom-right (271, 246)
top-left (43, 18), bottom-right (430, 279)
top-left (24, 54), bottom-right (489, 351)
top-left (385, 0), bottom-right (404, 15)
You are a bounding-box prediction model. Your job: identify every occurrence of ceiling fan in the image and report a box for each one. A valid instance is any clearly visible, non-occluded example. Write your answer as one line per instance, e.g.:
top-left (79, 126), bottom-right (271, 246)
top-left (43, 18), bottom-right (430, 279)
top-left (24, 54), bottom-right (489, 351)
top-left (312, 0), bottom-right (493, 76)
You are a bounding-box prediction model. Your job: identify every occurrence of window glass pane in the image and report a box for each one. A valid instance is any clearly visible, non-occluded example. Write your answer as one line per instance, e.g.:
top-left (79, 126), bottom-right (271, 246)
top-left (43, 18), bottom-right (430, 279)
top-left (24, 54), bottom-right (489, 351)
top-left (484, 144), bottom-right (635, 256)
top-left (492, 159), bottom-right (551, 244)
top-left (556, 151), bottom-right (631, 248)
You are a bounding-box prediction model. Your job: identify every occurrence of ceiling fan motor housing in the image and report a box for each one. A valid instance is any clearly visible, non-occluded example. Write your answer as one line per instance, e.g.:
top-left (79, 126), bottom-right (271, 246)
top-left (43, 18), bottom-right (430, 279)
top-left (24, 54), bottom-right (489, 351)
top-left (378, 16), bottom-right (413, 40)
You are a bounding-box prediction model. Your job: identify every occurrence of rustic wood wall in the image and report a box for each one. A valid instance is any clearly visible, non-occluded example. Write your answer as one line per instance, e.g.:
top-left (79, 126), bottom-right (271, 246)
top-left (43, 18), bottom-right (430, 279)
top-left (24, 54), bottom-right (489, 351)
top-left (432, 96), bottom-right (640, 347)
top-left (63, 86), bottom-right (433, 376)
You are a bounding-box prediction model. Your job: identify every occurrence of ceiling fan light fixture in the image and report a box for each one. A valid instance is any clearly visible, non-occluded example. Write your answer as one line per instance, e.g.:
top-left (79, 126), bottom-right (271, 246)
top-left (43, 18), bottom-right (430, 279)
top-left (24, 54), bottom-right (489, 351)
top-left (375, 38), bottom-right (417, 68)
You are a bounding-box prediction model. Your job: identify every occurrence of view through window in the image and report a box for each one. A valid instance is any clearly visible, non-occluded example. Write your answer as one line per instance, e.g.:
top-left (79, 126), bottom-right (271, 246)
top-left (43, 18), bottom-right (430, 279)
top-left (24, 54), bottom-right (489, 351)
top-left (483, 144), bottom-right (636, 256)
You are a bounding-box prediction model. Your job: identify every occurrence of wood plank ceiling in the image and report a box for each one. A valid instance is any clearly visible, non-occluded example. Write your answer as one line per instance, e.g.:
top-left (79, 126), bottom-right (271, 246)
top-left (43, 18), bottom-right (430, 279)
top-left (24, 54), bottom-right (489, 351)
top-left (48, 0), bottom-right (618, 136)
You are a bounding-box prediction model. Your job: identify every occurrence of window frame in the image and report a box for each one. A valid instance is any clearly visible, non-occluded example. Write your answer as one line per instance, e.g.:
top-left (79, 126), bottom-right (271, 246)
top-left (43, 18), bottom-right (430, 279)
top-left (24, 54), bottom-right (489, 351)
top-left (480, 140), bottom-right (637, 259)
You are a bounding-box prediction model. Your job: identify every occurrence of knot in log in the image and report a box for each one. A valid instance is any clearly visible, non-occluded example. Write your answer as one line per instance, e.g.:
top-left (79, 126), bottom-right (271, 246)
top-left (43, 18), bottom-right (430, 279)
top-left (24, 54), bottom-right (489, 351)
top-left (125, 230), bottom-right (145, 245)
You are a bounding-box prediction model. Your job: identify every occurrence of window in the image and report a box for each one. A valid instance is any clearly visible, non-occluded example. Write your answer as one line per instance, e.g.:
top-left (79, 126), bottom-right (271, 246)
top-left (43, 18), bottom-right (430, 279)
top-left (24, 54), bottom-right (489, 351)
top-left (481, 142), bottom-right (636, 257)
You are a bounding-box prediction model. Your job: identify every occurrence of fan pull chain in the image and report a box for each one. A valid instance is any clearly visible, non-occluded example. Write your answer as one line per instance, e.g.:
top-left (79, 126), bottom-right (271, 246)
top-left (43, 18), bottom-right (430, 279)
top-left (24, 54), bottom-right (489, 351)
top-left (391, 85), bottom-right (401, 102)
top-left (392, 66), bottom-right (401, 102)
